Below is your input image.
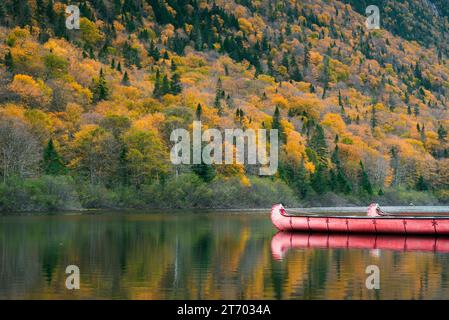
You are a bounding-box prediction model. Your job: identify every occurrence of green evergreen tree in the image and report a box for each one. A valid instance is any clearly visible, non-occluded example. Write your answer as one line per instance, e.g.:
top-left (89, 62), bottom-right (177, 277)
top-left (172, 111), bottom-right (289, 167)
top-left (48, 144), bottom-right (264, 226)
top-left (309, 124), bottom-right (328, 167)
top-left (171, 59), bottom-right (177, 72)
top-left (46, 0), bottom-right (56, 24)
top-left (272, 106), bottom-right (285, 143)
top-left (291, 64), bottom-right (303, 82)
top-left (195, 103), bottom-right (202, 121)
top-left (338, 90), bottom-right (346, 114)
top-left (192, 163), bottom-right (216, 182)
top-left (262, 91), bottom-right (267, 100)
top-left (336, 170), bottom-right (352, 194)
top-left (17, 0), bottom-right (32, 27)
top-left (118, 147), bottom-right (130, 186)
top-left (226, 94), bottom-right (235, 109)
top-left (405, 91), bottom-right (410, 104)
top-left (170, 73), bottom-right (182, 95)
top-left (279, 158), bottom-right (309, 198)
top-left (93, 68), bottom-right (109, 101)
top-left (309, 83), bottom-right (315, 93)
top-left (4, 50), bottom-right (13, 71)
top-left (238, 109), bottom-right (245, 123)
top-left (358, 161), bottom-right (373, 195)
top-left (321, 56), bottom-right (330, 99)
top-left (414, 104), bottom-right (420, 116)
top-left (121, 71), bottom-right (130, 86)
top-left (321, 85), bottom-right (328, 99)
top-left (303, 45), bottom-right (310, 69)
top-left (371, 105), bottom-right (377, 129)
top-left (153, 70), bottom-right (161, 98)
top-left (193, 16), bottom-right (203, 51)
top-left (42, 139), bottom-right (66, 175)
top-left (438, 124), bottom-right (447, 142)
top-left (89, 47), bottom-right (95, 59)
top-left (329, 169), bottom-right (338, 191)
top-left (0, 2), bottom-right (5, 24)
top-left (331, 144), bottom-right (341, 166)
top-left (281, 52), bottom-right (289, 70)
top-left (161, 74), bottom-right (170, 95)
top-left (311, 164), bottom-right (328, 194)
top-left (331, 144), bottom-right (351, 194)
top-left (148, 40), bottom-right (160, 61)
top-left (214, 78), bottom-right (224, 115)
top-left (267, 57), bottom-right (274, 76)
top-left (295, 159), bottom-right (310, 197)
top-left (420, 124), bottom-right (426, 143)
top-left (338, 90), bottom-right (343, 108)
top-left (415, 175), bottom-right (429, 191)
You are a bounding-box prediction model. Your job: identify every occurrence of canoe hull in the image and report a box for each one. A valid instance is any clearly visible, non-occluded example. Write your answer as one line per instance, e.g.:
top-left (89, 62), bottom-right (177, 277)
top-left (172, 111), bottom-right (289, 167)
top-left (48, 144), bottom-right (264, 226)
top-left (271, 204), bottom-right (449, 235)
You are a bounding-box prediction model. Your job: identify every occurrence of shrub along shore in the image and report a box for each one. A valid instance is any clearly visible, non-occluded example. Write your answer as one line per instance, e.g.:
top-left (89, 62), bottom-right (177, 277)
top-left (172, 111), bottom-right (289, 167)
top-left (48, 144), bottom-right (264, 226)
top-left (0, 174), bottom-right (447, 214)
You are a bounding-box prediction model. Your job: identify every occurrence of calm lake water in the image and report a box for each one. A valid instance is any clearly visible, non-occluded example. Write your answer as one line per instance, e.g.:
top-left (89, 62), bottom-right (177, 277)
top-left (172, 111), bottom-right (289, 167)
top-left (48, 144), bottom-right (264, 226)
top-left (1, 210), bottom-right (449, 299)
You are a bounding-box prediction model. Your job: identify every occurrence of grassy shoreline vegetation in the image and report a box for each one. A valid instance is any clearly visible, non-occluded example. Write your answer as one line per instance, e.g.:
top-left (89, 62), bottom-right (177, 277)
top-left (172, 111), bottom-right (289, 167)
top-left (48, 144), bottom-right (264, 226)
top-left (0, 1), bottom-right (448, 213)
top-left (0, 174), bottom-right (447, 213)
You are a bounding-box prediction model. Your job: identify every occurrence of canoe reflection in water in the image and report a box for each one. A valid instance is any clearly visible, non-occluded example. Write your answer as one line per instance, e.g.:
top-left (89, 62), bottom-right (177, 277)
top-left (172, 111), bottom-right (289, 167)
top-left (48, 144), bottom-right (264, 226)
top-left (271, 232), bottom-right (449, 260)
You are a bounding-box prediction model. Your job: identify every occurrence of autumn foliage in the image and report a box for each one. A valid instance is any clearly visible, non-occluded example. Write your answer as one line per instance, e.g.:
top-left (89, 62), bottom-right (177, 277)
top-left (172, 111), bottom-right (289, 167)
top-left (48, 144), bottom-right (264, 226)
top-left (0, 0), bottom-right (448, 210)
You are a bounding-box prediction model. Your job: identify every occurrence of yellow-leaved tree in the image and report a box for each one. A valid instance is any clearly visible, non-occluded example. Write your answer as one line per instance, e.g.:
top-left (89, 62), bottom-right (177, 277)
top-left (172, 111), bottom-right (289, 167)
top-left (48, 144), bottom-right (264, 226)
top-left (9, 74), bottom-right (53, 108)
top-left (124, 128), bottom-right (169, 186)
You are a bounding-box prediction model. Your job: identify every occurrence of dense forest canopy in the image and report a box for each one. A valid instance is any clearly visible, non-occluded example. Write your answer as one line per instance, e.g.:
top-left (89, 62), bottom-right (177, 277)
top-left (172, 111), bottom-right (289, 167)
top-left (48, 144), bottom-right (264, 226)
top-left (0, 0), bottom-right (448, 210)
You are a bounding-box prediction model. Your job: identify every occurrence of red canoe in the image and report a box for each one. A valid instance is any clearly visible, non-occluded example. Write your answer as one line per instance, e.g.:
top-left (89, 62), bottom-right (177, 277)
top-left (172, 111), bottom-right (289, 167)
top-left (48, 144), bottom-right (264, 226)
top-left (271, 204), bottom-right (449, 235)
top-left (271, 232), bottom-right (449, 260)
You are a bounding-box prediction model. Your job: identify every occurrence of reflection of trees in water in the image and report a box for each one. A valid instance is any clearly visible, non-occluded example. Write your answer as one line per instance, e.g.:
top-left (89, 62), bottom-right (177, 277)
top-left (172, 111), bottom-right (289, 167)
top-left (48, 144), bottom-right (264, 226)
top-left (1, 214), bottom-right (449, 299)
top-left (302, 251), bottom-right (329, 299)
top-left (41, 244), bottom-right (58, 284)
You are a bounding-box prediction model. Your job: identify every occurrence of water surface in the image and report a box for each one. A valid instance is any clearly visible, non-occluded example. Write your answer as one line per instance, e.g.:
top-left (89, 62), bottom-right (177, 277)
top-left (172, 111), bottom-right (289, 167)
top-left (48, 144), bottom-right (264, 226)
top-left (1, 210), bottom-right (449, 299)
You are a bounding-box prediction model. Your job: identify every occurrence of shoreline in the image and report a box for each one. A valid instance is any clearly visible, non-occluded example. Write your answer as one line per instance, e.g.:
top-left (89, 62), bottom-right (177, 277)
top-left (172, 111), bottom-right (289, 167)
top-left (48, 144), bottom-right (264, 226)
top-left (2, 204), bottom-right (449, 216)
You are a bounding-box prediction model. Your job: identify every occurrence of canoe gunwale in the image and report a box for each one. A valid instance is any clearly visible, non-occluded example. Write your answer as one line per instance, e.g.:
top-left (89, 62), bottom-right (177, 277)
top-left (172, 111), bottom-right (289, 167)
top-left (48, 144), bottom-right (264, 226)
top-left (281, 206), bottom-right (449, 219)
top-left (282, 213), bottom-right (449, 219)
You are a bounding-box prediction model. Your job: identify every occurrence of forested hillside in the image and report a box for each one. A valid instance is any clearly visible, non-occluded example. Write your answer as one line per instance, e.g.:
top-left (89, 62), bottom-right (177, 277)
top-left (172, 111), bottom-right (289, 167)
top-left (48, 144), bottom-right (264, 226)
top-left (0, 0), bottom-right (448, 211)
